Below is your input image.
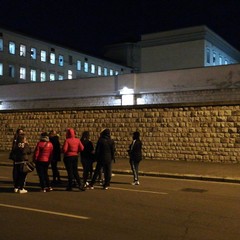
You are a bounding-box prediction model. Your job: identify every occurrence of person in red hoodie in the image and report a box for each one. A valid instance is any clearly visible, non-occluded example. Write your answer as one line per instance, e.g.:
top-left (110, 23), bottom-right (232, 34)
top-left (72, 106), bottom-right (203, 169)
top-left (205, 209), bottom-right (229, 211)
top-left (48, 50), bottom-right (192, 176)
top-left (33, 132), bottom-right (53, 192)
top-left (62, 128), bottom-right (85, 191)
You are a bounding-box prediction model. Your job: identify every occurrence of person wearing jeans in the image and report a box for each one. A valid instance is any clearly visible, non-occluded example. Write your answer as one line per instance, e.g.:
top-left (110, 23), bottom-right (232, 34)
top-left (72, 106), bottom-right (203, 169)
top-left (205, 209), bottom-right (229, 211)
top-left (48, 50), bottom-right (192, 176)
top-left (128, 131), bottom-right (142, 185)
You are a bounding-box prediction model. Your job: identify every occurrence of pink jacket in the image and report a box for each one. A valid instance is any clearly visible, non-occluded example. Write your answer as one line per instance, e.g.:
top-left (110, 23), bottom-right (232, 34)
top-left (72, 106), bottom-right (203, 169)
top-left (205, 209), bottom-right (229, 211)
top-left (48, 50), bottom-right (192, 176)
top-left (34, 140), bottom-right (53, 162)
top-left (62, 128), bottom-right (84, 157)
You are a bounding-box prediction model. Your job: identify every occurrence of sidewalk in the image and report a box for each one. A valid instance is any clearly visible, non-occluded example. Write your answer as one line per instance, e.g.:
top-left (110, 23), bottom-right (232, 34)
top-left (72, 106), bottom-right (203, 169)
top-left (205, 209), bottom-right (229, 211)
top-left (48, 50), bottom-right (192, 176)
top-left (1, 151), bottom-right (240, 183)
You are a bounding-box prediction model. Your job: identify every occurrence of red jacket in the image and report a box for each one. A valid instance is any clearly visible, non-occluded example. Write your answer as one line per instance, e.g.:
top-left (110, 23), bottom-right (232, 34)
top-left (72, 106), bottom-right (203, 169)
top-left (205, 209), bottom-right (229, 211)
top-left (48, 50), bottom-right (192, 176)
top-left (62, 128), bottom-right (84, 157)
top-left (34, 140), bottom-right (53, 162)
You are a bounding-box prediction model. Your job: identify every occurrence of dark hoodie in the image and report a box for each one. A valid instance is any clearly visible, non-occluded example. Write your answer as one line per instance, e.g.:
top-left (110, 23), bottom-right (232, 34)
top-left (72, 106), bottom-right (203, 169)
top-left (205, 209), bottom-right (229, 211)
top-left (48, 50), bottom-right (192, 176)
top-left (62, 128), bottom-right (84, 157)
top-left (95, 129), bottom-right (115, 163)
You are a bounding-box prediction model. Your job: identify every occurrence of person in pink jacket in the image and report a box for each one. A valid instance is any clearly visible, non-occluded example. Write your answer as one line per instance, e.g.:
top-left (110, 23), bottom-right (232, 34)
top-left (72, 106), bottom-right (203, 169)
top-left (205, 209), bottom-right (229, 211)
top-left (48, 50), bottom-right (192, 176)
top-left (62, 128), bottom-right (85, 191)
top-left (33, 132), bottom-right (53, 192)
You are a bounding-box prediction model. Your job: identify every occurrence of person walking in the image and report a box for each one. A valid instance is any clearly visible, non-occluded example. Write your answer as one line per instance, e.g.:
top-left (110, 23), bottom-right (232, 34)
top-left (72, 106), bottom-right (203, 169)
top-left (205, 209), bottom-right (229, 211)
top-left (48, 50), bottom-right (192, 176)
top-left (49, 130), bottom-right (62, 184)
top-left (62, 128), bottom-right (85, 191)
top-left (12, 134), bottom-right (32, 193)
top-left (80, 131), bottom-right (94, 187)
top-left (33, 132), bottom-right (53, 192)
top-left (89, 129), bottom-right (115, 190)
top-left (128, 131), bottom-right (142, 185)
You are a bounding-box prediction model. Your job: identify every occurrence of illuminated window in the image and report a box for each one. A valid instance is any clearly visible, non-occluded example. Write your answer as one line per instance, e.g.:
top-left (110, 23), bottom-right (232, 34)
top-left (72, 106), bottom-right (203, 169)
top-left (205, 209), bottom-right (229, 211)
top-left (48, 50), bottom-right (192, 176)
top-left (84, 62), bottom-right (88, 72)
top-left (115, 71), bottom-right (119, 75)
top-left (0, 63), bottom-right (3, 75)
top-left (104, 67), bottom-right (108, 76)
top-left (30, 69), bottom-right (36, 81)
top-left (68, 70), bottom-right (73, 79)
top-left (109, 69), bottom-right (113, 76)
top-left (212, 51), bottom-right (216, 65)
top-left (30, 47), bottom-right (37, 59)
top-left (59, 55), bottom-right (64, 66)
top-left (20, 44), bottom-right (26, 57)
top-left (20, 67), bottom-right (26, 79)
top-left (9, 42), bottom-right (15, 54)
top-left (58, 74), bottom-right (64, 80)
top-left (0, 39), bottom-right (3, 51)
top-left (91, 64), bottom-right (95, 74)
top-left (9, 65), bottom-right (15, 77)
top-left (41, 50), bottom-right (46, 62)
top-left (50, 73), bottom-right (55, 81)
top-left (98, 66), bottom-right (102, 75)
top-left (206, 48), bottom-right (210, 64)
top-left (219, 55), bottom-right (223, 65)
top-left (122, 94), bottom-right (134, 105)
top-left (40, 72), bottom-right (46, 82)
top-left (225, 59), bottom-right (228, 65)
top-left (50, 53), bottom-right (55, 64)
top-left (77, 60), bottom-right (81, 71)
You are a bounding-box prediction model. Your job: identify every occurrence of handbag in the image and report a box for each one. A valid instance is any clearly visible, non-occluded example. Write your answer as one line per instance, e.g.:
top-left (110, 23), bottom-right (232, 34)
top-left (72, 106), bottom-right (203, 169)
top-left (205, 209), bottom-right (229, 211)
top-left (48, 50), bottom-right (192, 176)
top-left (22, 161), bottom-right (35, 173)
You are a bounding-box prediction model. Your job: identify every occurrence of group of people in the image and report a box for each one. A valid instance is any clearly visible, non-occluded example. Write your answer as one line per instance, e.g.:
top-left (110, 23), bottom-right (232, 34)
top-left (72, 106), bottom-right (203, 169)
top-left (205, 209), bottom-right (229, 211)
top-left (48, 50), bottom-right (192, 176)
top-left (9, 127), bottom-right (143, 194)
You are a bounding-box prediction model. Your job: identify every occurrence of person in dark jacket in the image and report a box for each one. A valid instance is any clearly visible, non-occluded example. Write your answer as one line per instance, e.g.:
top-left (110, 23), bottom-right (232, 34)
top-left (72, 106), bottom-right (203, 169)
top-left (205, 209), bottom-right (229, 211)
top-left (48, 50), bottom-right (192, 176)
top-left (128, 131), bottom-right (142, 185)
top-left (33, 132), bottom-right (53, 192)
top-left (80, 131), bottom-right (94, 187)
top-left (49, 130), bottom-right (62, 184)
top-left (12, 134), bottom-right (32, 193)
top-left (89, 129), bottom-right (115, 190)
top-left (62, 128), bottom-right (85, 191)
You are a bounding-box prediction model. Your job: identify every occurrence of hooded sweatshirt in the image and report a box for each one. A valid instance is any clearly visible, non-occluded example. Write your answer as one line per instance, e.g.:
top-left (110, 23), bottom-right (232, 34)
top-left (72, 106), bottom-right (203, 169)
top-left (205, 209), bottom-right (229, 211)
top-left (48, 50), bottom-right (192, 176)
top-left (62, 128), bottom-right (84, 157)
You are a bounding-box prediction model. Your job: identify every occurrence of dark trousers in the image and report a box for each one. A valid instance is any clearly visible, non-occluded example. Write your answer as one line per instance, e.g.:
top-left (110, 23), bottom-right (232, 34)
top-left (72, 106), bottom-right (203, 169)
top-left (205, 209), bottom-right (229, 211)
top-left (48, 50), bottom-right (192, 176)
top-left (81, 159), bottom-right (93, 184)
top-left (51, 160), bottom-right (60, 181)
top-left (91, 161), bottom-right (112, 187)
top-left (36, 161), bottom-right (50, 189)
top-left (130, 160), bottom-right (140, 181)
top-left (13, 163), bottom-right (27, 189)
top-left (64, 156), bottom-right (83, 188)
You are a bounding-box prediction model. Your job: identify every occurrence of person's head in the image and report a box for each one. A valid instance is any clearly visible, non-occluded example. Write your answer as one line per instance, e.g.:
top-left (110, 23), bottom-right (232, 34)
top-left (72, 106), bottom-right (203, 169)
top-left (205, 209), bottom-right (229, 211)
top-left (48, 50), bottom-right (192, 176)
top-left (16, 129), bottom-right (24, 135)
top-left (133, 131), bottom-right (140, 140)
top-left (66, 128), bottom-right (75, 138)
top-left (81, 131), bottom-right (90, 140)
top-left (101, 128), bottom-right (111, 138)
top-left (49, 130), bottom-right (56, 137)
top-left (40, 132), bottom-right (49, 141)
top-left (16, 134), bottom-right (25, 144)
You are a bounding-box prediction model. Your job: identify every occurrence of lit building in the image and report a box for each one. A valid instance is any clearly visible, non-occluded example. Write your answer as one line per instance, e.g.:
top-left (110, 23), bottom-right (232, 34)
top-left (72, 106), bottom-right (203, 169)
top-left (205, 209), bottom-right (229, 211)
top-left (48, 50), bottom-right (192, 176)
top-left (0, 27), bottom-right (132, 85)
top-left (103, 25), bottom-right (240, 72)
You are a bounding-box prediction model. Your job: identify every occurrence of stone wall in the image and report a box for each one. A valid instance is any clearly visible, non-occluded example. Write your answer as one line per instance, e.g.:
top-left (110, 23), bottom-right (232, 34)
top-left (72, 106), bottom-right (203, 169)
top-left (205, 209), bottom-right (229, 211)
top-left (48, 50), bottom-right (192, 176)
top-left (1, 105), bottom-right (240, 163)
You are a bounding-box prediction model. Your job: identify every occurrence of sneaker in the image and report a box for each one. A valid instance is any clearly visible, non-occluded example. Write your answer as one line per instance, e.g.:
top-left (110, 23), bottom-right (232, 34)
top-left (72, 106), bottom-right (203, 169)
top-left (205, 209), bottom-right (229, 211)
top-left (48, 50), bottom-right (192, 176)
top-left (14, 188), bottom-right (19, 193)
top-left (79, 186), bottom-right (86, 192)
top-left (88, 185), bottom-right (94, 190)
top-left (131, 181), bottom-right (140, 185)
top-left (19, 189), bottom-right (28, 194)
top-left (46, 187), bottom-right (53, 192)
top-left (103, 187), bottom-right (109, 190)
top-left (41, 189), bottom-right (46, 193)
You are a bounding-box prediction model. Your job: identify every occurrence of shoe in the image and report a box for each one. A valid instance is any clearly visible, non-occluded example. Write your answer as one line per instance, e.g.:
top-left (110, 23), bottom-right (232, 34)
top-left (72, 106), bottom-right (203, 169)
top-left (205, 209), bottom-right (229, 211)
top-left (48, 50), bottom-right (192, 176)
top-left (103, 186), bottom-right (109, 190)
top-left (19, 189), bottom-right (28, 194)
top-left (131, 181), bottom-right (140, 185)
top-left (79, 186), bottom-right (86, 192)
top-left (14, 188), bottom-right (19, 193)
top-left (46, 187), bottom-right (53, 192)
top-left (88, 185), bottom-right (94, 190)
top-left (41, 189), bottom-right (46, 193)
top-left (66, 187), bottom-right (73, 191)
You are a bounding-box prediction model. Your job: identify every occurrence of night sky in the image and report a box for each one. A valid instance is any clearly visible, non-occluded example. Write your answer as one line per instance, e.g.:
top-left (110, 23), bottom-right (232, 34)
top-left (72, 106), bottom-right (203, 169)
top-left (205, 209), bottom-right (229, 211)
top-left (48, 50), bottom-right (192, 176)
top-left (1, 0), bottom-right (240, 57)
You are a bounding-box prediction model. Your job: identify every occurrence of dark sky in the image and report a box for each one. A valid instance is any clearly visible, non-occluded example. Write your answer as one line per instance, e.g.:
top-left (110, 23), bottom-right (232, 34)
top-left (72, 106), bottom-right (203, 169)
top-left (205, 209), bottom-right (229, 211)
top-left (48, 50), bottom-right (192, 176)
top-left (1, 0), bottom-right (240, 56)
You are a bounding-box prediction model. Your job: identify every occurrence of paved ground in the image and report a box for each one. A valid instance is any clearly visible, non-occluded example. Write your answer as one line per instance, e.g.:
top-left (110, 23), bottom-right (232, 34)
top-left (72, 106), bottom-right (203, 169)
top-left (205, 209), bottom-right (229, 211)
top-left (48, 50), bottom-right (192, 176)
top-left (1, 151), bottom-right (240, 183)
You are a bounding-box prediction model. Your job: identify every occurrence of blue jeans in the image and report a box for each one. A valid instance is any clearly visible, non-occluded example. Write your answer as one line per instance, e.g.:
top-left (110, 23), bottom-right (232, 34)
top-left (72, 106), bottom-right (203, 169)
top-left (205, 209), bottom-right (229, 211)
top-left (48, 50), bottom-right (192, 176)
top-left (36, 161), bottom-right (50, 189)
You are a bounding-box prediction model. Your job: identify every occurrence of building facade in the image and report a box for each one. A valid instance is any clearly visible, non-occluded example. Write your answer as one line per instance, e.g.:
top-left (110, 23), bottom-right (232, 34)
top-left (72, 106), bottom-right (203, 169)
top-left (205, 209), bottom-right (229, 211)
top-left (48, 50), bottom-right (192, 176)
top-left (103, 26), bottom-right (240, 72)
top-left (0, 27), bottom-right (132, 85)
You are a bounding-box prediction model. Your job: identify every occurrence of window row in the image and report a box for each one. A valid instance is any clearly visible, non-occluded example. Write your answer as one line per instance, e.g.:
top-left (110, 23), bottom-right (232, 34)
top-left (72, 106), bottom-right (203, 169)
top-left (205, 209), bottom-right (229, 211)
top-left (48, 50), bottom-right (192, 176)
top-left (0, 63), bottom-right (74, 82)
top-left (206, 48), bottom-right (233, 65)
top-left (0, 39), bottom-right (121, 76)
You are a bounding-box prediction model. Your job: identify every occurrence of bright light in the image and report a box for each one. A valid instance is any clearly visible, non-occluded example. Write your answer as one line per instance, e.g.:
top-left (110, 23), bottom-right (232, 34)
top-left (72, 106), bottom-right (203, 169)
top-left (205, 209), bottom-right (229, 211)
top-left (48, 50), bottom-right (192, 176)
top-left (119, 87), bottom-right (134, 105)
top-left (119, 87), bottom-right (134, 95)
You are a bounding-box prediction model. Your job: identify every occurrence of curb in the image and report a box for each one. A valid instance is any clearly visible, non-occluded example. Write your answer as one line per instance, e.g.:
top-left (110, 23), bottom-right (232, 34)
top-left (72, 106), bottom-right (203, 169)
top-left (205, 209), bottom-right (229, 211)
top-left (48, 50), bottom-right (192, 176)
top-left (1, 162), bottom-right (240, 184)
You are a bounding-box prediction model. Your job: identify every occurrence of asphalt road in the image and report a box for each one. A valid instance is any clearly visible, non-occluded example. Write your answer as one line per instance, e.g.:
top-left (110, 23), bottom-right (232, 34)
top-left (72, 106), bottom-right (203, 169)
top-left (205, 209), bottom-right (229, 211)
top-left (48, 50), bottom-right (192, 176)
top-left (1, 166), bottom-right (240, 240)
